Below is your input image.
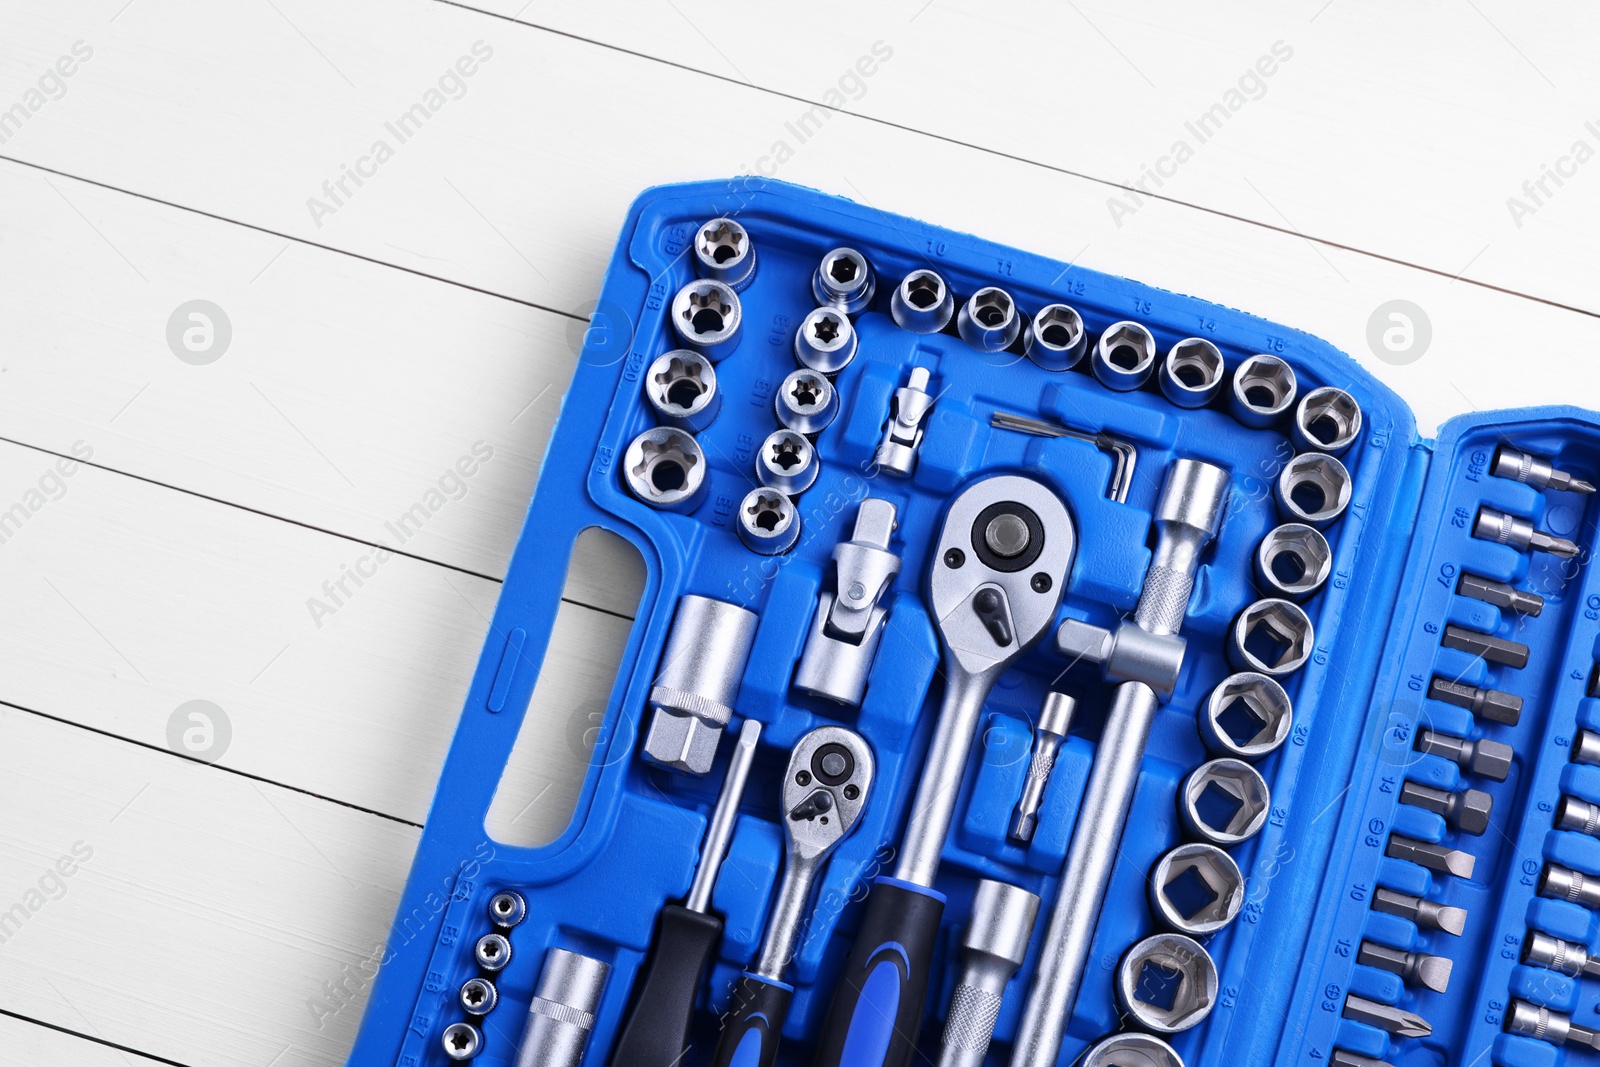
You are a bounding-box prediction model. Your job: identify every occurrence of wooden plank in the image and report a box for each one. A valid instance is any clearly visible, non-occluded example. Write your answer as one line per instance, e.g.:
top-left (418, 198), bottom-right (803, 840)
top-left (0, 705), bottom-right (418, 1067)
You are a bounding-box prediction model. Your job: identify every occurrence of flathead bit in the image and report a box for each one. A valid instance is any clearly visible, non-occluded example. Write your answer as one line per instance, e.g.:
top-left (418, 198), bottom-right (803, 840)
top-left (1343, 993), bottom-right (1432, 1038)
top-left (1428, 676), bottom-right (1521, 725)
top-left (1387, 834), bottom-right (1476, 879)
top-left (1524, 931), bottom-right (1600, 979)
top-left (1373, 887), bottom-right (1467, 936)
top-left (1509, 999), bottom-right (1600, 1050)
top-left (1457, 572), bottom-right (1543, 617)
top-left (1475, 506), bottom-right (1581, 558)
top-left (1440, 625), bottom-right (1529, 670)
top-left (1358, 940), bottom-right (1453, 993)
top-left (1494, 446), bottom-right (1596, 495)
top-left (1400, 780), bottom-right (1493, 835)
top-left (1331, 1051), bottom-right (1384, 1067)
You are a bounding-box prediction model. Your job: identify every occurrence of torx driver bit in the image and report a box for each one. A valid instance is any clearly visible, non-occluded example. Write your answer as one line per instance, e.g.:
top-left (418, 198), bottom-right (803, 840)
top-left (1440, 624), bottom-right (1529, 669)
top-left (1428, 676), bottom-right (1521, 725)
top-left (1525, 931), bottom-right (1600, 978)
top-left (1415, 729), bottom-right (1513, 781)
top-left (1357, 940), bottom-right (1453, 992)
top-left (1400, 780), bottom-right (1493, 835)
top-left (1457, 572), bottom-right (1543, 616)
top-left (1343, 993), bottom-right (1432, 1038)
top-left (1493, 446), bottom-right (1596, 495)
top-left (1387, 835), bottom-right (1476, 879)
top-left (1540, 864), bottom-right (1600, 909)
top-left (1474, 506), bottom-right (1581, 558)
top-left (1509, 1000), bottom-right (1600, 1050)
top-left (1372, 887), bottom-right (1467, 936)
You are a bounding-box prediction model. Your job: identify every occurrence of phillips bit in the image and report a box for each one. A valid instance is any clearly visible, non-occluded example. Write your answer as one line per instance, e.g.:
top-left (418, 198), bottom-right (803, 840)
top-left (1440, 624), bottom-right (1529, 669)
top-left (1387, 835), bottom-right (1476, 879)
top-left (1494, 446), bottom-right (1596, 495)
top-left (1575, 729), bottom-right (1600, 767)
top-left (1540, 864), bottom-right (1600, 908)
top-left (1010, 692), bottom-right (1076, 844)
top-left (1509, 1000), bottom-right (1600, 1050)
top-left (1474, 506), bottom-right (1581, 558)
top-left (1358, 940), bottom-right (1453, 993)
top-left (1525, 931), bottom-right (1600, 978)
top-left (1457, 572), bottom-right (1543, 616)
top-left (1428, 676), bottom-right (1521, 725)
top-left (1400, 780), bottom-right (1493, 835)
top-left (1343, 994), bottom-right (1432, 1038)
top-left (1557, 796), bottom-right (1600, 838)
top-left (1331, 1052), bottom-right (1385, 1067)
top-left (1416, 729), bottom-right (1513, 781)
top-left (1372, 887), bottom-right (1467, 936)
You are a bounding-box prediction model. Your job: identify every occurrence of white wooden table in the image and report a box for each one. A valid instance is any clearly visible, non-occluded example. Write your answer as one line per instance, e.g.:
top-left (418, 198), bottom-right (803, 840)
top-left (1, 2), bottom-right (1596, 1063)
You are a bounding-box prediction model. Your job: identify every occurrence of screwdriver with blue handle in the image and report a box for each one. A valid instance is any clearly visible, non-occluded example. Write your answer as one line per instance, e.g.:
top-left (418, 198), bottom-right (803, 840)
top-left (709, 726), bottom-right (876, 1067)
top-left (811, 475), bottom-right (1077, 1067)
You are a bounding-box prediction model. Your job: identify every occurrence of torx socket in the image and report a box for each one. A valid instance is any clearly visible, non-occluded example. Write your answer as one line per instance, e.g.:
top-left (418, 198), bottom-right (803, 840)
top-left (1493, 446), bottom-right (1595, 494)
top-left (1372, 887), bottom-right (1467, 936)
top-left (1440, 624), bottom-right (1529, 669)
top-left (1457, 572), bottom-right (1543, 616)
top-left (1508, 1000), bottom-right (1600, 1050)
top-left (1557, 795), bottom-right (1600, 838)
top-left (1357, 940), bottom-right (1452, 992)
top-left (1415, 729), bottom-right (1513, 781)
top-left (1342, 994), bottom-right (1432, 1038)
top-left (1428, 676), bottom-right (1521, 724)
top-left (1541, 864), bottom-right (1600, 909)
top-left (1525, 931), bottom-right (1600, 978)
top-left (1386, 835), bottom-right (1475, 879)
top-left (1474, 506), bottom-right (1581, 558)
top-left (1400, 780), bottom-right (1493, 834)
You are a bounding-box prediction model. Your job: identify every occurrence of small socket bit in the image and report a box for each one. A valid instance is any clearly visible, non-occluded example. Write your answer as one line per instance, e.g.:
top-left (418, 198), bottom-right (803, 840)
top-left (1525, 931), bottom-right (1600, 978)
top-left (1428, 676), bottom-right (1521, 725)
top-left (1009, 692), bottom-right (1076, 844)
top-left (1475, 506), bottom-right (1581, 558)
top-left (1416, 729), bottom-right (1513, 781)
top-left (1457, 572), bottom-right (1544, 617)
top-left (1440, 624), bottom-right (1529, 670)
top-left (1343, 993), bottom-right (1432, 1038)
top-left (1372, 887), bottom-right (1467, 936)
top-left (1508, 999), bottom-right (1600, 1050)
top-left (1387, 835), bottom-right (1476, 879)
top-left (1540, 864), bottom-right (1600, 908)
top-left (1331, 1051), bottom-right (1385, 1067)
top-left (1357, 940), bottom-right (1453, 993)
top-left (1557, 795), bottom-right (1600, 837)
top-left (1493, 446), bottom-right (1596, 495)
top-left (1574, 729), bottom-right (1600, 767)
top-left (1400, 780), bottom-right (1493, 835)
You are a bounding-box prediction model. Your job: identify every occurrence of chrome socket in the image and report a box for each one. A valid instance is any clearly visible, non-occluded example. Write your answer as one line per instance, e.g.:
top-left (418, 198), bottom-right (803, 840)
top-left (794, 306), bottom-right (858, 374)
top-left (1116, 933), bottom-right (1218, 1034)
top-left (1160, 338), bottom-right (1226, 408)
top-left (475, 932), bottom-right (511, 971)
top-left (1081, 1034), bottom-right (1185, 1067)
top-left (644, 350), bottom-right (720, 432)
top-left (1255, 522), bottom-right (1332, 600)
top-left (813, 247), bottom-right (876, 314)
top-left (1228, 598), bottom-right (1315, 676)
top-left (1293, 386), bottom-right (1363, 454)
top-left (692, 217), bottom-right (756, 291)
top-left (776, 368), bottom-right (838, 435)
top-left (756, 429), bottom-right (818, 496)
top-left (1200, 672), bottom-right (1293, 760)
top-left (442, 1022), bottom-right (481, 1061)
top-left (622, 427), bottom-right (707, 513)
top-left (956, 286), bottom-right (1022, 353)
top-left (1181, 758), bottom-right (1270, 846)
top-left (515, 949), bottom-right (610, 1067)
top-left (669, 278), bottom-right (742, 360)
top-left (488, 890), bottom-right (527, 928)
top-left (936, 879), bottom-right (1040, 1067)
top-left (1150, 842), bottom-right (1245, 935)
top-left (644, 595), bottom-right (759, 776)
top-left (460, 977), bottom-right (498, 1016)
top-left (1276, 452), bottom-right (1352, 528)
top-left (1091, 320), bottom-right (1157, 391)
top-left (1024, 303), bottom-right (1087, 370)
top-left (1542, 864), bottom-right (1600, 908)
top-left (1230, 354), bottom-right (1298, 428)
top-left (890, 269), bottom-right (955, 333)
top-left (736, 487), bottom-right (800, 555)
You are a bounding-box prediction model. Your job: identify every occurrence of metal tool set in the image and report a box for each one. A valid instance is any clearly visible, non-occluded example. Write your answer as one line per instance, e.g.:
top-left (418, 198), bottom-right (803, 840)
top-left (346, 181), bottom-right (1600, 1067)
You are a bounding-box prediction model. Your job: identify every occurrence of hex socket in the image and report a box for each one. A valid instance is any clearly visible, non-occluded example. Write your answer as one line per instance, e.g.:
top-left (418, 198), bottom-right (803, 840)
top-left (1275, 452), bottom-right (1352, 528)
top-left (813, 247), bottom-right (875, 314)
top-left (1293, 386), bottom-right (1362, 454)
top-left (1091, 320), bottom-right (1157, 391)
top-left (1160, 338), bottom-right (1226, 408)
top-left (890, 269), bottom-right (955, 333)
top-left (1230, 354), bottom-right (1297, 428)
top-left (956, 287), bottom-right (1022, 352)
top-left (1024, 304), bottom-right (1087, 370)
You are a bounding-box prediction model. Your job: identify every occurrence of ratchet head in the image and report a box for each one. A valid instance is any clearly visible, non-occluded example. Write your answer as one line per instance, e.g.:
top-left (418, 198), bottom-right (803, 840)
top-left (928, 475), bottom-right (1076, 681)
top-left (782, 726), bottom-right (875, 864)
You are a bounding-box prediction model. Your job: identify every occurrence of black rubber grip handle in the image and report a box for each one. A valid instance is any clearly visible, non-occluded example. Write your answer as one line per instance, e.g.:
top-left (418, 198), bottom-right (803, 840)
top-left (609, 904), bottom-right (723, 1067)
top-left (708, 972), bottom-right (794, 1067)
top-left (810, 878), bottom-right (945, 1067)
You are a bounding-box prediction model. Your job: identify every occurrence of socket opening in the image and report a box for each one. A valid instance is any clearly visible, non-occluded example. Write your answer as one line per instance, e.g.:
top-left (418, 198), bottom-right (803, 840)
top-left (828, 253), bottom-right (860, 283)
top-left (1100, 322), bottom-right (1155, 371)
top-left (698, 219), bottom-right (746, 265)
top-left (1236, 356), bottom-right (1295, 411)
top-left (904, 271), bottom-right (943, 309)
top-left (1035, 305), bottom-right (1083, 349)
top-left (1278, 453), bottom-right (1352, 525)
top-left (810, 312), bottom-right (843, 345)
top-left (655, 354), bottom-right (708, 411)
top-left (1258, 523), bottom-right (1332, 598)
top-left (1297, 386), bottom-right (1361, 450)
top-left (971, 288), bottom-right (1013, 327)
top-left (789, 373), bottom-right (825, 410)
top-left (1153, 844), bottom-right (1244, 934)
top-left (1169, 339), bottom-right (1223, 387)
top-left (1184, 759), bottom-right (1270, 844)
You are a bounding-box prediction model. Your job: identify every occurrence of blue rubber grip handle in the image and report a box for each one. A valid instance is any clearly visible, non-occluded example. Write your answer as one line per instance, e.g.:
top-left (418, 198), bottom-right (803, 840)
top-left (810, 878), bottom-right (945, 1067)
top-left (708, 973), bottom-right (793, 1067)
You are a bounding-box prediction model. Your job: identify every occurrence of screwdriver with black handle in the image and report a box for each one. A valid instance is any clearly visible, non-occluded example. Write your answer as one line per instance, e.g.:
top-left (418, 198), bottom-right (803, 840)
top-left (608, 719), bottom-right (760, 1067)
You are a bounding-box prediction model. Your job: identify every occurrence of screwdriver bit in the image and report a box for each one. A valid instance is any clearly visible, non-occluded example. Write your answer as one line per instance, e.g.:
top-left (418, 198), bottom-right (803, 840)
top-left (1400, 780), bottom-right (1493, 835)
top-left (1416, 729), bottom-right (1513, 781)
top-left (1457, 572), bottom-right (1543, 617)
top-left (1509, 1000), bottom-right (1600, 1050)
top-left (1575, 729), bottom-right (1600, 767)
top-left (1387, 835), bottom-right (1475, 879)
top-left (1358, 940), bottom-right (1453, 992)
top-left (1494, 446), bottom-right (1596, 495)
top-left (1440, 625), bottom-right (1529, 669)
top-left (1372, 887), bottom-right (1467, 936)
top-left (1331, 1052), bottom-right (1385, 1067)
top-left (1474, 506), bottom-right (1581, 558)
top-left (1540, 864), bottom-right (1600, 908)
top-left (1343, 993), bottom-right (1432, 1038)
top-left (1525, 931), bottom-right (1600, 978)
top-left (1428, 676), bottom-right (1521, 725)
top-left (1557, 796), bottom-right (1600, 837)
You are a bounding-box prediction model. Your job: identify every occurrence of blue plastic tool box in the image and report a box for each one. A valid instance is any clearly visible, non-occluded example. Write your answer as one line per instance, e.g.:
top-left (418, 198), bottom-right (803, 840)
top-left (345, 179), bottom-right (1600, 1067)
